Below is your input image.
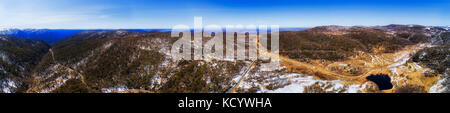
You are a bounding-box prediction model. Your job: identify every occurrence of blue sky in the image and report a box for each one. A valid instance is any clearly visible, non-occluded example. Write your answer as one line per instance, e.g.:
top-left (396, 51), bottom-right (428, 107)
top-left (0, 0), bottom-right (448, 29)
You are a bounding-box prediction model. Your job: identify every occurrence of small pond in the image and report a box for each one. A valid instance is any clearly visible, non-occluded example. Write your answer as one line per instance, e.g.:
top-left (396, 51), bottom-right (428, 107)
top-left (366, 74), bottom-right (393, 90)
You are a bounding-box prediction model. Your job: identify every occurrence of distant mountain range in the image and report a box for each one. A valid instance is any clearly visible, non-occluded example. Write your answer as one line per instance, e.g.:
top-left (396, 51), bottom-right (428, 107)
top-left (0, 29), bottom-right (172, 44)
top-left (0, 29), bottom-right (83, 44)
top-left (0, 28), bottom-right (314, 44)
top-left (1, 26), bottom-right (446, 44)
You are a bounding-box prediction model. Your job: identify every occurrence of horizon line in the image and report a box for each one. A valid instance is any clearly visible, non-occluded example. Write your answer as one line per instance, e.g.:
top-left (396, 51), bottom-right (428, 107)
top-left (1, 24), bottom-right (449, 30)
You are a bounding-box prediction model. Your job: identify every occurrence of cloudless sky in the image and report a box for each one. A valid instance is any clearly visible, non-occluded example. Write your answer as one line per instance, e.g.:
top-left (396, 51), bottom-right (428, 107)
top-left (0, 0), bottom-right (448, 29)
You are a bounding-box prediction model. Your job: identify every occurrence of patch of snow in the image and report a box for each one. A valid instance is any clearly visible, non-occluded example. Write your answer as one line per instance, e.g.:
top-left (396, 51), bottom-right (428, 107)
top-left (327, 83), bottom-right (345, 92)
top-left (412, 63), bottom-right (422, 69)
top-left (103, 42), bottom-right (113, 49)
top-left (139, 45), bottom-right (152, 51)
top-left (266, 83), bottom-right (307, 93)
top-left (391, 68), bottom-right (399, 76)
top-left (392, 53), bottom-right (410, 67)
top-left (265, 73), bottom-right (365, 93)
top-left (429, 78), bottom-right (447, 93)
top-left (0, 36), bottom-right (7, 41)
top-left (0, 67), bottom-right (7, 74)
top-left (429, 69), bottom-right (449, 93)
top-left (101, 85), bottom-right (128, 93)
top-left (0, 51), bottom-right (11, 64)
top-left (345, 84), bottom-right (365, 93)
top-left (1, 79), bottom-right (17, 93)
top-left (38, 76), bottom-right (73, 93)
top-left (260, 65), bottom-right (284, 71)
top-left (266, 75), bottom-right (319, 93)
top-left (152, 74), bottom-right (162, 87)
top-left (388, 52), bottom-right (411, 73)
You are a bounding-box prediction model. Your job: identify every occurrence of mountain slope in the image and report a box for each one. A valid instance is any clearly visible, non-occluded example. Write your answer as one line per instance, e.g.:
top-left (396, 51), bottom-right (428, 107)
top-left (22, 25), bottom-right (450, 93)
top-left (28, 31), bottom-right (245, 93)
top-left (0, 35), bottom-right (50, 93)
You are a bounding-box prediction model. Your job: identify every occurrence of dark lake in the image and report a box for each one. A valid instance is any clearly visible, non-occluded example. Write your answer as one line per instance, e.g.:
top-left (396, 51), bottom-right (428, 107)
top-left (366, 74), bottom-right (393, 90)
